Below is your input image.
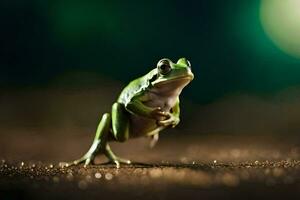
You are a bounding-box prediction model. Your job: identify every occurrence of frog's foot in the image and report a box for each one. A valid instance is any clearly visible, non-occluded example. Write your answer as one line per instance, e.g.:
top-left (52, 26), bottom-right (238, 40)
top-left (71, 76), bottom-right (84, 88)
top-left (59, 153), bottom-right (96, 168)
top-left (108, 157), bottom-right (131, 169)
top-left (59, 140), bottom-right (102, 168)
top-left (74, 153), bottom-right (96, 166)
top-left (157, 115), bottom-right (180, 128)
top-left (104, 143), bottom-right (131, 168)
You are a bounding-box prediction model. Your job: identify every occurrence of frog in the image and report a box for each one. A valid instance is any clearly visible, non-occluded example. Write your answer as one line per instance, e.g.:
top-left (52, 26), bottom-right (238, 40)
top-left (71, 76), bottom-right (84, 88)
top-left (62, 58), bottom-right (194, 168)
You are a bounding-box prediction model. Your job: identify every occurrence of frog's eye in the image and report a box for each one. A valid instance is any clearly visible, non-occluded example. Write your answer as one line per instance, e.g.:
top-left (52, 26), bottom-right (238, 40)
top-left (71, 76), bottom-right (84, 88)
top-left (157, 59), bottom-right (172, 75)
top-left (187, 60), bottom-right (191, 68)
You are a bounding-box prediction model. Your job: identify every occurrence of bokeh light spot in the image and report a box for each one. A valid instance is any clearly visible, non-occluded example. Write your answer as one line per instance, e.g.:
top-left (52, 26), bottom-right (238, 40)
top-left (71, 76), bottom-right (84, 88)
top-left (260, 0), bottom-right (300, 58)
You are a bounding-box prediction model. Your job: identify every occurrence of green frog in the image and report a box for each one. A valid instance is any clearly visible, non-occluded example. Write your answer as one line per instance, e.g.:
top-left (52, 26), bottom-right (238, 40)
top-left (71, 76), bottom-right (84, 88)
top-left (63, 58), bottom-right (194, 168)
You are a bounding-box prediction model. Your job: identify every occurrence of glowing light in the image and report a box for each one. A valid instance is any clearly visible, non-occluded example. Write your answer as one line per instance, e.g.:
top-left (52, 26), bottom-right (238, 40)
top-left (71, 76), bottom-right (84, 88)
top-left (260, 0), bottom-right (300, 58)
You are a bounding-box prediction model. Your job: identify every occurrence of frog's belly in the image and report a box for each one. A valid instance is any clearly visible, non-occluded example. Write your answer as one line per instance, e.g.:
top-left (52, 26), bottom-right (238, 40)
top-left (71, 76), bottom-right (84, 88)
top-left (129, 114), bottom-right (159, 137)
top-left (128, 88), bottom-right (180, 137)
top-left (128, 99), bottom-right (174, 137)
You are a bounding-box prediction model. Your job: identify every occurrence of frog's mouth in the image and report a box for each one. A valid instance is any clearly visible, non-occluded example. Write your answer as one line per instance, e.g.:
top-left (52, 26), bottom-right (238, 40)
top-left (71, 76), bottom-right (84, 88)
top-left (152, 74), bottom-right (194, 87)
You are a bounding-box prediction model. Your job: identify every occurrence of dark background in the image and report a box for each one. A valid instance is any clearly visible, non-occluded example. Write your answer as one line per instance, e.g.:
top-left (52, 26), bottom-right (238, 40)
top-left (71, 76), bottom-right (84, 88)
top-left (1, 2), bottom-right (300, 199)
top-left (1, 0), bottom-right (300, 136)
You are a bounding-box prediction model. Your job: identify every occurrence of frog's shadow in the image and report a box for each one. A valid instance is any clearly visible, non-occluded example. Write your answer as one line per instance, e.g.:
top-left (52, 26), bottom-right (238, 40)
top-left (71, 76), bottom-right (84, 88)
top-left (97, 161), bottom-right (211, 170)
top-left (97, 161), bottom-right (157, 168)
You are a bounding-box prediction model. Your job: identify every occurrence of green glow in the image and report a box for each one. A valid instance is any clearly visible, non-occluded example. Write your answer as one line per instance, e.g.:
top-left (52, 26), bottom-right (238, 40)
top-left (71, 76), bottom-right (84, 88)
top-left (260, 0), bottom-right (300, 58)
top-left (50, 2), bottom-right (120, 42)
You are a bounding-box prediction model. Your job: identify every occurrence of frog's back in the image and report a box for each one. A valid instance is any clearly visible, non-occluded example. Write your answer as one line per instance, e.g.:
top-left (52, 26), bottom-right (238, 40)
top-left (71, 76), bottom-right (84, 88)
top-left (117, 69), bottom-right (156, 105)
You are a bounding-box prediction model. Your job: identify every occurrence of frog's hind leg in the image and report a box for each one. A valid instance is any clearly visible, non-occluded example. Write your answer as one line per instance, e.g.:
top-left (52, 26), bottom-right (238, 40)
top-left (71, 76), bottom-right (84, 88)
top-left (104, 102), bottom-right (131, 168)
top-left (111, 102), bottom-right (130, 142)
top-left (60, 113), bottom-right (111, 167)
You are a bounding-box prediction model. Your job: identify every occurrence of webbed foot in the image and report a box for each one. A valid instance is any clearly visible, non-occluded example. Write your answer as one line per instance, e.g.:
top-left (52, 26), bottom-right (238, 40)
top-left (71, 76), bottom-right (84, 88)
top-left (59, 153), bottom-right (96, 168)
top-left (59, 140), bottom-right (101, 167)
top-left (104, 143), bottom-right (131, 168)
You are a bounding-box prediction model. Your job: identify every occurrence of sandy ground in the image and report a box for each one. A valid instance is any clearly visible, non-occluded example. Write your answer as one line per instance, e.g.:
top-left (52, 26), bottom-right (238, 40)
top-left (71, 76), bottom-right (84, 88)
top-left (1, 129), bottom-right (300, 200)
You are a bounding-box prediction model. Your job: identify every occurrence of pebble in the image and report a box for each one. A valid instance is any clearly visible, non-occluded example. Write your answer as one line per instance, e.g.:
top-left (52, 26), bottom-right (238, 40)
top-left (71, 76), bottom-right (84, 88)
top-left (105, 173), bottom-right (113, 180)
top-left (95, 172), bottom-right (102, 179)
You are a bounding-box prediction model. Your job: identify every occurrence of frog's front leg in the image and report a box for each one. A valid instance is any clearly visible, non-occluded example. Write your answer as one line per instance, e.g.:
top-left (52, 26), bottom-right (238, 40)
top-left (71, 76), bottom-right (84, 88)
top-left (125, 97), bottom-right (170, 120)
top-left (157, 98), bottom-right (180, 128)
top-left (156, 114), bottom-right (179, 127)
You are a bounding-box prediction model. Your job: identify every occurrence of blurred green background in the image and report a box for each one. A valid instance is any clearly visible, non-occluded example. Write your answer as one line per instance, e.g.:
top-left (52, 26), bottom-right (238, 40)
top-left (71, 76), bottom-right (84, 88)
top-left (1, 0), bottom-right (300, 136)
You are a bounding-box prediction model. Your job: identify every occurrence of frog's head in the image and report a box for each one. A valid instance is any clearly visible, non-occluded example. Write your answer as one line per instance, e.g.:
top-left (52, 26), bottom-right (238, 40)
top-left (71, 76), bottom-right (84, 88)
top-left (151, 58), bottom-right (194, 89)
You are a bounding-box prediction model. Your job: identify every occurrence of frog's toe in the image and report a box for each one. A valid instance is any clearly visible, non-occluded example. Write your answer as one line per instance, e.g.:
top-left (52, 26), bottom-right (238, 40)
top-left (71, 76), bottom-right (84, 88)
top-left (118, 158), bottom-right (131, 164)
top-left (157, 119), bottom-right (172, 127)
top-left (157, 116), bottom-right (179, 127)
top-left (83, 157), bottom-right (95, 167)
top-left (60, 155), bottom-right (95, 168)
top-left (109, 157), bottom-right (131, 168)
top-left (113, 160), bottom-right (120, 169)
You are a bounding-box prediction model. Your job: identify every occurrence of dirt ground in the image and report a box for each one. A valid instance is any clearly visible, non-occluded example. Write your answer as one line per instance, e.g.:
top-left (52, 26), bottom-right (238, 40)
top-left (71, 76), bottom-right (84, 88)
top-left (1, 129), bottom-right (300, 200)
